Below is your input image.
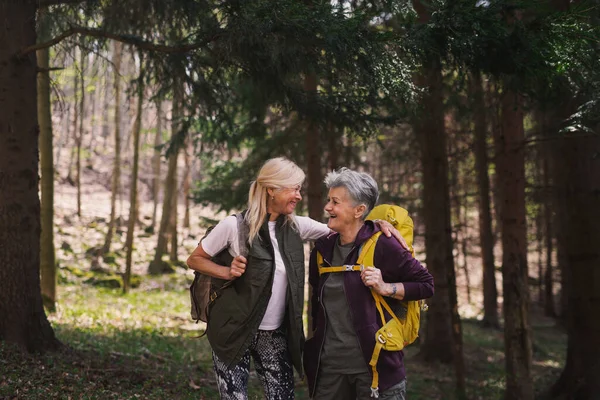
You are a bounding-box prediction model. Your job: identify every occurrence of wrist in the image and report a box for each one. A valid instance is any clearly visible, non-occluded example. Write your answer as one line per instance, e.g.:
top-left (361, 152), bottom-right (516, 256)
top-left (388, 283), bottom-right (397, 297)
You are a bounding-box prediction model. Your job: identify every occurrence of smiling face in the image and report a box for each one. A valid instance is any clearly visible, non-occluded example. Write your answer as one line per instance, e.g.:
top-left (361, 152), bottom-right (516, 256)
top-left (324, 186), bottom-right (365, 233)
top-left (268, 185), bottom-right (302, 216)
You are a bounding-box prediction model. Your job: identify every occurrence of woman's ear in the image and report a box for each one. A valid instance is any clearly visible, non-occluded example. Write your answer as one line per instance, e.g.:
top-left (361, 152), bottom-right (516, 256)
top-left (267, 188), bottom-right (275, 198)
top-left (355, 204), bottom-right (366, 219)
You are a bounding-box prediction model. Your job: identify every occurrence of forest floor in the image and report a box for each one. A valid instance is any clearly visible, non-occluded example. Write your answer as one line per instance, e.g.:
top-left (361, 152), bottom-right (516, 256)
top-left (0, 166), bottom-right (567, 399)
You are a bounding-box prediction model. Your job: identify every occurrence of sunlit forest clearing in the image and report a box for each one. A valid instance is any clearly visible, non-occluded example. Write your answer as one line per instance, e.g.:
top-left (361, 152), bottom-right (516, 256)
top-left (1, 175), bottom-right (565, 399)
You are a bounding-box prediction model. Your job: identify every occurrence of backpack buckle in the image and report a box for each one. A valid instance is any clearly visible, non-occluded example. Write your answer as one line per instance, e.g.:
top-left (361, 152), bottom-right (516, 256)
top-left (210, 291), bottom-right (218, 302)
top-left (344, 265), bottom-right (354, 272)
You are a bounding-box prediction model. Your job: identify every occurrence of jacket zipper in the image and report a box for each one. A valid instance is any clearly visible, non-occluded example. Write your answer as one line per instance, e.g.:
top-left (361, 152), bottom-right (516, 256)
top-left (312, 256), bottom-right (331, 396)
top-left (342, 245), bottom-right (370, 374)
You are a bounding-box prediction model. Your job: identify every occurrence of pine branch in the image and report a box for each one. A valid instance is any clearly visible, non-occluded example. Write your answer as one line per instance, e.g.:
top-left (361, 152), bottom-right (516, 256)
top-left (37, 0), bottom-right (86, 7)
top-left (18, 25), bottom-right (222, 57)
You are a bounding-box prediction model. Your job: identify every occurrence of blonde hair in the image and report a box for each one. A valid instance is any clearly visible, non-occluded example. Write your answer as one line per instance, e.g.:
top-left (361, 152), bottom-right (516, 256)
top-left (245, 157), bottom-right (305, 245)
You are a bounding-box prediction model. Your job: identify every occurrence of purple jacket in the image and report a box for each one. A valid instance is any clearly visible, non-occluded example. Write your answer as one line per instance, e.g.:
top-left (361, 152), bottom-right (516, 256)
top-left (303, 221), bottom-right (434, 396)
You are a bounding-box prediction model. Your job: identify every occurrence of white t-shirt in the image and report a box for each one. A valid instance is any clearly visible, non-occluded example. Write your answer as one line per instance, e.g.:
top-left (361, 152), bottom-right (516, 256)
top-left (201, 215), bottom-right (329, 330)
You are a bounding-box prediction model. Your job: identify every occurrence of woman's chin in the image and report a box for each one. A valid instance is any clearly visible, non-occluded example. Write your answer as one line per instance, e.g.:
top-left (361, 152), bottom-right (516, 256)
top-left (327, 220), bottom-right (339, 232)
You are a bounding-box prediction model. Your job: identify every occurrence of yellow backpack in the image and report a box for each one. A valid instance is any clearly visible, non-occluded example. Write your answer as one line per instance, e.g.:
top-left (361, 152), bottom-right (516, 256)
top-left (316, 204), bottom-right (426, 398)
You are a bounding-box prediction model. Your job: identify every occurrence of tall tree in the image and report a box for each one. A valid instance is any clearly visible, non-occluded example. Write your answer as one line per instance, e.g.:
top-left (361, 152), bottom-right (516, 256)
top-left (101, 41), bottom-right (123, 256)
top-left (494, 85), bottom-right (533, 400)
top-left (123, 54), bottom-right (145, 293)
top-left (412, 3), bottom-right (466, 397)
top-left (76, 49), bottom-right (85, 217)
top-left (548, 123), bottom-right (600, 399)
top-left (149, 74), bottom-right (182, 275)
top-left (471, 71), bottom-right (499, 328)
top-left (37, 6), bottom-right (57, 312)
top-left (0, 0), bottom-right (60, 352)
top-left (151, 100), bottom-right (163, 231)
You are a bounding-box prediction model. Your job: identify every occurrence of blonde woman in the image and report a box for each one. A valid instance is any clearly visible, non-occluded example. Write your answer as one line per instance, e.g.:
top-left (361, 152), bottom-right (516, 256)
top-left (187, 157), bottom-right (403, 400)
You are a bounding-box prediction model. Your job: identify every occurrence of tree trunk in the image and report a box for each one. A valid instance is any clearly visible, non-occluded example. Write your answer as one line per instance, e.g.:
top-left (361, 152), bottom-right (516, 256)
top-left (0, 1), bottom-right (60, 352)
top-left (169, 182), bottom-right (179, 263)
top-left (304, 73), bottom-right (323, 222)
top-left (76, 50), bottom-right (85, 218)
top-left (148, 78), bottom-right (182, 275)
top-left (182, 137), bottom-right (191, 229)
top-left (471, 71), bottom-right (499, 328)
top-left (37, 7), bottom-right (56, 313)
top-left (151, 100), bottom-right (163, 230)
top-left (542, 139), bottom-right (556, 317)
top-left (304, 73), bottom-right (322, 338)
top-left (548, 128), bottom-right (600, 399)
top-left (66, 56), bottom-right (78, 185)
top-left (101, 41), bottom-right (123, 256)
top-left (411, 3), bottom-right (466, 392)
top-left (124, 58), bottom-right (145, 294)
top-left (494, 87), bottom-right (533, 400)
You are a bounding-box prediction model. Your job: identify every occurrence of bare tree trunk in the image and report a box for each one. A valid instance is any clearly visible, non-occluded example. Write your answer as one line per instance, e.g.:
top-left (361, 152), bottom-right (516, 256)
top-left (0, 0), bottom-right (60, 352)
top-left (411, 5), bottom-right (466, 395)
top-left (495, 87), bottom-right (533, 400)
top-left (471, 71), bottom-right (499, 328)
top-left (548, 126), bottom-right (600, 399)
top-left (151, 100), bottom-right (163, 230)
top-left (304, 74), bottom-right (323, 223)
top-left (66, 56), bottom-right (78, 185)
top-left (182, 137), bottom-right (191, 229)
top-left (124, 57), bottom-right (145, 294)
top-left (304, 73), bottom-right (322, 338)
top-left (148, 77), bottom-right (182, 275)
top-left (37, 7), bottom-right (56, 313)
top-left (543, 153), bottom-right (555, 317)
top-left (101, 41), bottom-right (123, 256)
top-left (169, 180), bottom-right (179, 262)
top-left (536, 197), bottom-right (544, 305)
top-left (76, 50), bottom-right (85, 218)
top-left (87, 56), bottom-right (98, 165)
top-left (101, 63), bottom-right (111, 149)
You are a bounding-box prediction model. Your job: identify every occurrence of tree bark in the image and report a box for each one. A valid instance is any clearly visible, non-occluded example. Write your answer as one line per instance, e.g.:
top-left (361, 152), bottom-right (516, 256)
top-left (151, 100), bottom-right (163, 231)
top-left (494, 87), bottom-right (533, 400)
top-left (304, 73), bottom-right (322, 338)
top-left (304, 73), bottom-right (323, 222)
top-left (0, 0), bottom-right (60, 352)
top-left (37, 7), bottom-right (56, 312)
top-left (169, 181), bottom-right (179, 263)
top-left (124, 57), bottom-right (145, 293)
top-left (76, 50), bottom-right (84, 217)
top-left (471, 72), bottom-right (499, 328)
top-left (542, 137), bottom-right (556, 317)
top-left (101, 41), bottom-right (123, 256)
top-left (411, 4), bottom-right (466, 394)
top-left (148, 77), bottom-right (182, 275)
top-left (66, 55), bottom-right (78, 185)
top-left (548, 128), bottom-right (600, 399)
top-left (182, 137), bottom-right (191, 229)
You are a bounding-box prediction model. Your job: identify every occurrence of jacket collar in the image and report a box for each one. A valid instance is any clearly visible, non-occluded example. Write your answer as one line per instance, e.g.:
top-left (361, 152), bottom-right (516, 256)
top-left (315, 220), bottom-right (380, 262)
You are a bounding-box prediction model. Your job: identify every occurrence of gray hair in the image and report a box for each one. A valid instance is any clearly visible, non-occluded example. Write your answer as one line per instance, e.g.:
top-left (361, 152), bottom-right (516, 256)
top-left (324, 168), bottom-right (379, 220)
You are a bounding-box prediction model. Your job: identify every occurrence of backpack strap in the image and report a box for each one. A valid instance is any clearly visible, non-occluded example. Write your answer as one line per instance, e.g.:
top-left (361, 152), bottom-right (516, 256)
top-left (235, 210), bottom-right (249, 258)
top-left (317, 232), bottom-right (382, 275)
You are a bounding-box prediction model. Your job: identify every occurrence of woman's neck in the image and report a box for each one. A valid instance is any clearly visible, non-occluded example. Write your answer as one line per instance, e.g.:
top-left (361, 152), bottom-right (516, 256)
top-left (267, 207), bottom-right (280, 221)
top-left (338, 221), bottom-right (364, 246)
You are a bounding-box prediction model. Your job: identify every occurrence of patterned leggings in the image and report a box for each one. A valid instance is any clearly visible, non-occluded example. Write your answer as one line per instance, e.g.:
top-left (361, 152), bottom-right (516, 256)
top-left (212, 327), bottom-right (294, 400)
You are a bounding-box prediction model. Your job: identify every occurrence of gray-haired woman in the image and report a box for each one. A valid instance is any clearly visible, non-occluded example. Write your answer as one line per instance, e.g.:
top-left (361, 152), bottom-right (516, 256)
top-left (303, 168), bottom-right (434, 399)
